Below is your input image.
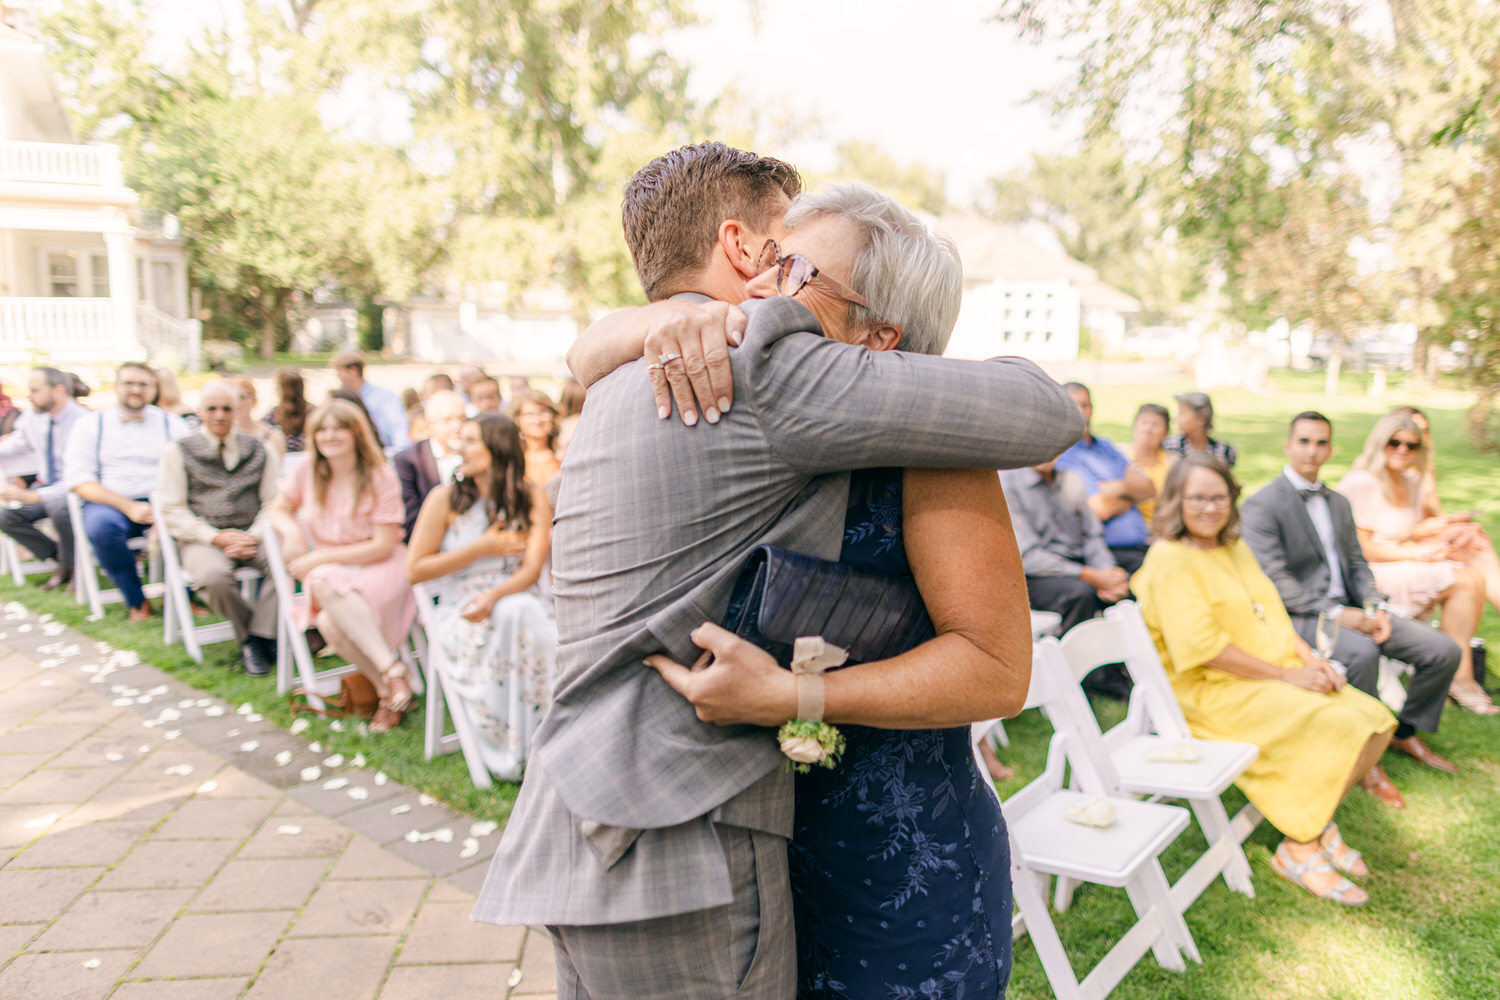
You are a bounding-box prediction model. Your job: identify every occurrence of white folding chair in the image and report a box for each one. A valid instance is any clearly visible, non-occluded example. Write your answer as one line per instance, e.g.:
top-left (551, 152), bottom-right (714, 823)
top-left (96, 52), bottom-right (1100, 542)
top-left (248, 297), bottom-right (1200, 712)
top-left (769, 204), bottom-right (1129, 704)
top-left (67, 491), bottom-right (163, 618)
top-left (999, 638), bottom-right (1199, 999)
top-left (1050, 602), bottom-right (1261, 915)
top-left (411, 581), bottom-right (494, 789)
top-left (974, 609), bottom-right (1065, 752)
top-left (258, 521), bottom-right (358, 709)
top-left (150, 494), bottom-right (265, 663)
top-left (0, 529), bottom-right (58, 586)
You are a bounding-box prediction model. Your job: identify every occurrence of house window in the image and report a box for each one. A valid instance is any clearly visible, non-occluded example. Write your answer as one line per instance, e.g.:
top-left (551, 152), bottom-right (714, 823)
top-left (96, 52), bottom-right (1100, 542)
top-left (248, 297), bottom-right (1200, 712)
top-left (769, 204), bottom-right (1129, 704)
top-left (47, 252), bottom-right (79, 297)
top-left (90, 254), bottom-right (110, 297)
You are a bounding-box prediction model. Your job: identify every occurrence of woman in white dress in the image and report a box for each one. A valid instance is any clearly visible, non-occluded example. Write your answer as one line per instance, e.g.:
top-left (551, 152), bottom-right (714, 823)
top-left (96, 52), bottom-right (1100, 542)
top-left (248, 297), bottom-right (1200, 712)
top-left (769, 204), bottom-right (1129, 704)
top-left (407, 413), bottom-right (556, 779)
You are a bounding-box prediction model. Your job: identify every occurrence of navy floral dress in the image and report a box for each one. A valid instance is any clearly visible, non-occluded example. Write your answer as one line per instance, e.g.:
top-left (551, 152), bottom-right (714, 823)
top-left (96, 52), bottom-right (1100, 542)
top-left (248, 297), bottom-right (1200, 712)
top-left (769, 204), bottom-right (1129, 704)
top-left (790, 468), bottom-right (1013, 1000)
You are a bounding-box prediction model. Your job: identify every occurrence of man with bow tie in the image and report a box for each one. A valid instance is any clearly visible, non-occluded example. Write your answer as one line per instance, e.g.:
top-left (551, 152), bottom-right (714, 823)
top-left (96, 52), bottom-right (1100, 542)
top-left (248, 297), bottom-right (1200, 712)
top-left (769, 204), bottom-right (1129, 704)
top-left (63, 362), bottom-right (188, 623)
top-left (0, 367), bottom-right (88, 592)
top-left (1242, 410), bottom-right (1460, 806)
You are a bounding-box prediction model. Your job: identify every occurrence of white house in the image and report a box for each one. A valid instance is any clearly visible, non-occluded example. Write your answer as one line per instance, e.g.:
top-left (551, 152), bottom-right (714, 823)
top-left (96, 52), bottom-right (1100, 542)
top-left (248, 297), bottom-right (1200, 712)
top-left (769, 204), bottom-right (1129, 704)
top-left (0, 6), bottom-right (199, 375)
top-left (938, 215), bottom-right (1141, 363)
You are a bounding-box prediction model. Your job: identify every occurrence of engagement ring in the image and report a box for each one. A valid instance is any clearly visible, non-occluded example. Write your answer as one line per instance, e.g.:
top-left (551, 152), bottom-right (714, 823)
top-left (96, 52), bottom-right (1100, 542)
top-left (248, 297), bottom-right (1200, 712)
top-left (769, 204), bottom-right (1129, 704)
top-left (658, 352), bottom-right (683, 365)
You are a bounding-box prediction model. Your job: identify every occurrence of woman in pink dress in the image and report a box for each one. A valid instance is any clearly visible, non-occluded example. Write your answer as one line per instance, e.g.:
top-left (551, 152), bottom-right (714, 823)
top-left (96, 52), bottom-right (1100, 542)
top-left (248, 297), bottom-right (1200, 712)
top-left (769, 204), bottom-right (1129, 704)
top-left (268, 399), bottom-right (418, 731)
top-left (1340, 413), bottom-right (1493, 714)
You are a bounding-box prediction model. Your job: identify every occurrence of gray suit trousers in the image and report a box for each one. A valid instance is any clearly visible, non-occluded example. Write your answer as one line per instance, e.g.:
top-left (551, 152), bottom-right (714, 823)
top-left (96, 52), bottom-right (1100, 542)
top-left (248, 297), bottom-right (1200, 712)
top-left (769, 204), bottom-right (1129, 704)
top-left (548, 825), bottom-right (794, 1000)
top-left (1291, 614), bottom-right (1459, 733)
top-left (0, 495), bottom-right (73, 568)
top-left (179, 543), bottom-right (277, 644)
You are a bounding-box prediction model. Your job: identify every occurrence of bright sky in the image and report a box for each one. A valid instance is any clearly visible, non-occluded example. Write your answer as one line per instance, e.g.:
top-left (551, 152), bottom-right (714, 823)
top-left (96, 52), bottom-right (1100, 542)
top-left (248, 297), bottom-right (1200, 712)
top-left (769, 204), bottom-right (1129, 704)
top-left (144, 0), bottom-right (1074, 205)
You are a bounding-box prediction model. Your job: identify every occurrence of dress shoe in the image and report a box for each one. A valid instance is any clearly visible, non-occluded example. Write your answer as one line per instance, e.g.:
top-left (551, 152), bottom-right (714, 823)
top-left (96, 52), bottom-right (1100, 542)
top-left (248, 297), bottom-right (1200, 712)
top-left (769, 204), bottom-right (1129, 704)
top-left (37, 567), bottom-right (72, 592)
top-left (126, 601), bottom-right (153, 624)
top-left (1359, 764), bottom-right (1405, 808)
top-left (240, 642), bottom-right (272, 677)
top-left (1390, 734), bottom-right (1457, 774)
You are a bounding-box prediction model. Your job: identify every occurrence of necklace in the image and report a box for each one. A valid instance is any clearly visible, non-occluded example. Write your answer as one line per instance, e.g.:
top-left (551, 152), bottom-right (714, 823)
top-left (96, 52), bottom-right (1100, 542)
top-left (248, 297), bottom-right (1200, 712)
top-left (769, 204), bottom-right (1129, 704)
top-left (1190, 541), bottom-right (1267, 624)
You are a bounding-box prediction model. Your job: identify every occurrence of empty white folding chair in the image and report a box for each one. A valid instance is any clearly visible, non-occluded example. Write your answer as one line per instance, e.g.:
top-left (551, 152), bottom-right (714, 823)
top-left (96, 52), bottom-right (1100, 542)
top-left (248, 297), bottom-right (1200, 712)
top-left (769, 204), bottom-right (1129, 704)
top-left (67, 490), bottom-right (162, 618)
top-left (0, 530), bottom-right (58, 586)
top-left (151, 494), bottom-right (265, 663)
top-left (411, 582), bottom-right (494, 789)
top-left (1051, 602), bottom-right (1261, 914)
top-left (1000, 638), bottom-right (1199, 999)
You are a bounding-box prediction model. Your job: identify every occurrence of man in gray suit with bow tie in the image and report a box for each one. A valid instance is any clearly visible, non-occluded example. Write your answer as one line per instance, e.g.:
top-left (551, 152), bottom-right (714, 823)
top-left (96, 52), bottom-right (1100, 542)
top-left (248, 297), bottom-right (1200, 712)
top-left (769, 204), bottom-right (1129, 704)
top-left (1241, 411), bottom-right (1460, 800)
top-left (473, 143), bottom-right (1083, 999)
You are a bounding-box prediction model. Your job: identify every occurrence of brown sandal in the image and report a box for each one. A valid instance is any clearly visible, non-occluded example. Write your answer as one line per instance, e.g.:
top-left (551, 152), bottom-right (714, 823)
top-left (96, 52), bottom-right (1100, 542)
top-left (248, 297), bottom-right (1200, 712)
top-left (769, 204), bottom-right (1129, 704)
top-left (369, 700), bottom-right (404, 734)
top-left (385, 660), bottom-right (414, 713)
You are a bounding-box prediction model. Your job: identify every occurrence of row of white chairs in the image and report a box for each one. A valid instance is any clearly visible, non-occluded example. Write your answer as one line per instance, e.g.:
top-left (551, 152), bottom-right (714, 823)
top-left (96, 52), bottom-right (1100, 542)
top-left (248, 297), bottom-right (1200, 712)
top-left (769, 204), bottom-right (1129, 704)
top-left (986, 602), bottom-right (1263, 1000)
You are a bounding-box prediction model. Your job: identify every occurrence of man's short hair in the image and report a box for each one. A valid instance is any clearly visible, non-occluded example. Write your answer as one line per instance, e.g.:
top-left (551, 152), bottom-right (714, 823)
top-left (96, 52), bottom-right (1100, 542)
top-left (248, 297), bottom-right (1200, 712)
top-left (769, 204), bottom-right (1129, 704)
top-left (622, 142), bottom-right (802, 302)
top-left (117, 361), bottom-right (155, 380)
top-left (1289, 410), bottom-right (1332, 435)
top-left (1061, 381), bottom-right (1090, 397)
top-left (782, 184), bottom-right (962, 357)
top-left (333, 351), bottom-right (365, 375)
top-left (34, 366), bottom-right (70, 391)
top-left (424, 372), bottom-right (455, 393)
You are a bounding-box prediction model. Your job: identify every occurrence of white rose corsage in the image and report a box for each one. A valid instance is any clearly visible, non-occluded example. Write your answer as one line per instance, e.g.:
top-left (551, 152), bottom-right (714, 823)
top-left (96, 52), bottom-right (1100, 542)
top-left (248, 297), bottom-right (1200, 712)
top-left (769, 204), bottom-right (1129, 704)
top-left (778, 636), bottom-right (849, 774)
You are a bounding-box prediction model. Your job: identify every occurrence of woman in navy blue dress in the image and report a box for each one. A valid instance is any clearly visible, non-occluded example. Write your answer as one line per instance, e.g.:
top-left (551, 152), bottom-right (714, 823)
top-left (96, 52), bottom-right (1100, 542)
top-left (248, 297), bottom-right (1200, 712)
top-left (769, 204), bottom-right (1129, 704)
top-left (786, 467), bottom-right (1014, 999)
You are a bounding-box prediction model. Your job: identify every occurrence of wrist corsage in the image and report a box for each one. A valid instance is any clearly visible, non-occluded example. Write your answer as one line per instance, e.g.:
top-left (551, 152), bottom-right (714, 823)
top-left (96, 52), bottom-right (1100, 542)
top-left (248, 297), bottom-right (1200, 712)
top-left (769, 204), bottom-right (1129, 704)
top-left (778, 636), bottom-right (848, 774)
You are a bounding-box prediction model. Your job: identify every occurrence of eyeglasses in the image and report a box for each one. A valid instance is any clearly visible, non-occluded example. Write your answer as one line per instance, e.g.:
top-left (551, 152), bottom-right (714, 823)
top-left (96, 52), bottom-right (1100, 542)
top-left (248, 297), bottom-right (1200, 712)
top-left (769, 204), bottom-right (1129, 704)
top-left (1385, 439), bottom-right (1422, 452)
top-left (755, 240), bottom-right (868, 307)
top-left (1183, 494), bottom-right (1232, 510)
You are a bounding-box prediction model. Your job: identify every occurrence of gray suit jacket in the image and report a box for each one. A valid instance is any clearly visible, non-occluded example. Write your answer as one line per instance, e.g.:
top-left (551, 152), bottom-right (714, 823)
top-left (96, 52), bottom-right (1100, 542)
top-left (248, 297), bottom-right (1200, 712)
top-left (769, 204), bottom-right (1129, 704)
top-left (1241, 473), bottom-right (1382, 617)
top-left (475, 296), bottom-right (1084, 926)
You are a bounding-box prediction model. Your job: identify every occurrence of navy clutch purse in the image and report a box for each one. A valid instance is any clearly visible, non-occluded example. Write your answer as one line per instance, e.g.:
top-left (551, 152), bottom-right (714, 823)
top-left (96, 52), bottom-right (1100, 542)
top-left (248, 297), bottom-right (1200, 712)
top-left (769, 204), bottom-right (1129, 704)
top-left (720, 545), bottom-right (935, 667)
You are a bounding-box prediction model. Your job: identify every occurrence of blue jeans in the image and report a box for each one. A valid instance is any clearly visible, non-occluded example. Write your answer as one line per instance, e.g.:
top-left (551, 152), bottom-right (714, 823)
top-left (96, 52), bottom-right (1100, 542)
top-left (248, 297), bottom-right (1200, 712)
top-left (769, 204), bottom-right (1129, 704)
top-left (81, 500), bottom-right (150, 608)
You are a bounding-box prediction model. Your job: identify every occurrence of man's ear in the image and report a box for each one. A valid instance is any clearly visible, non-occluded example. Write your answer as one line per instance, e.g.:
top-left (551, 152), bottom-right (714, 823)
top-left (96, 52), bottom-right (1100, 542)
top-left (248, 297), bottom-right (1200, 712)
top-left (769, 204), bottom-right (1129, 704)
top-left (718, 220), bottom-right (761, 280)
top-left (857, 324), bottom-right (902, 352)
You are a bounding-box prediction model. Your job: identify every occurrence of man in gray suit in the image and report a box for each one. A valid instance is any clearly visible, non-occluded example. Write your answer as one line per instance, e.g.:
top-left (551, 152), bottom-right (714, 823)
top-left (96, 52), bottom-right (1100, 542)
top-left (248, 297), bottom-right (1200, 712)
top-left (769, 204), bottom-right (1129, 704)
top-left (474, 144), bottom-right (1083, 999)
top-left (1241, 411), bottom-right (1460, 803)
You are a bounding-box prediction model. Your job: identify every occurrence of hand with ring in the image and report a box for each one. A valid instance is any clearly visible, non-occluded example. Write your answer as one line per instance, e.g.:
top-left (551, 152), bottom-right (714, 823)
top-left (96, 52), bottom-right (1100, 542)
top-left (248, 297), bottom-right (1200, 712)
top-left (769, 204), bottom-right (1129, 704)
top-left (640, 301), bottom-right (746, 426)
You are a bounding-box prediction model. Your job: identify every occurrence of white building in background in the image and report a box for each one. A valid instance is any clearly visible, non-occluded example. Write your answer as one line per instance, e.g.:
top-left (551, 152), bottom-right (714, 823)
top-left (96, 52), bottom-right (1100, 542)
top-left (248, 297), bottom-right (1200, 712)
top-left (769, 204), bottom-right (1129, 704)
top-left (0, 6), bottom-right (199, 375)
top-left (938, 215), bottom-right (1141, 363)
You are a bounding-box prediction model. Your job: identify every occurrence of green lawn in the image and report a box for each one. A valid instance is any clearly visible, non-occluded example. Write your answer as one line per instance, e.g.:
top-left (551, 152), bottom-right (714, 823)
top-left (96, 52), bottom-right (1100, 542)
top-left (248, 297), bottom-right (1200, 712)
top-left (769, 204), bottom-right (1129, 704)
top-left (999, 371), bottom-right (1500, 999)
top-left (4, 367), bottom-right (1496, 998)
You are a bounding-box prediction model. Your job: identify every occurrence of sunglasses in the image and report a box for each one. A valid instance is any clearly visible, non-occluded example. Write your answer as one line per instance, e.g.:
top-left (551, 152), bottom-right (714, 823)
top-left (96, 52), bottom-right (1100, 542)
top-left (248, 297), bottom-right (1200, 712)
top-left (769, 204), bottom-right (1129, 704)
top-left (1385, 439), bottom-right (1422, 452)
top-left (755, 240), bottom-right (868, 307)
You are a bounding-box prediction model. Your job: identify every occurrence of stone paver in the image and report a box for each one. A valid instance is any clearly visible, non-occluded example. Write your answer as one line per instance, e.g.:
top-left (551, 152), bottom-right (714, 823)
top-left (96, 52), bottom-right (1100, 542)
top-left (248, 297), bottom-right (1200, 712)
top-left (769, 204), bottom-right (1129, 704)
top-left (0, 606), bottom-right (555, 1000)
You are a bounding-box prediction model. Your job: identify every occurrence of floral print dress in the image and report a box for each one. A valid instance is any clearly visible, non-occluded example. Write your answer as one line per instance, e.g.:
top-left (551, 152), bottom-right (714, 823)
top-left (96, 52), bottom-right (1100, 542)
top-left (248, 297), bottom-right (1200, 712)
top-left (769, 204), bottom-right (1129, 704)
top-left (790, 468), bottom-right (1013, 1000)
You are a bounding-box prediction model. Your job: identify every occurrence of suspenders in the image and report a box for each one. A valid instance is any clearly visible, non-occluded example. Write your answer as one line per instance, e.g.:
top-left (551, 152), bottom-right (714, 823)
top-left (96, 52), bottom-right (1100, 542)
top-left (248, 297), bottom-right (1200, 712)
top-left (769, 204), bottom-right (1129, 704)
top-left (94, 408), bottom-right (177, 477)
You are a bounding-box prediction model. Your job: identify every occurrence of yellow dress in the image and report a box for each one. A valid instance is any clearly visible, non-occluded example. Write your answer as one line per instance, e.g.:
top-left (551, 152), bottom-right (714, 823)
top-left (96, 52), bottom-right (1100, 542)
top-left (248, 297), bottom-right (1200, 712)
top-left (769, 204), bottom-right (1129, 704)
top-left (1133, 538), bottom-right (1395, 842)
top-left (1121, 444), bottom-right (1172, 530)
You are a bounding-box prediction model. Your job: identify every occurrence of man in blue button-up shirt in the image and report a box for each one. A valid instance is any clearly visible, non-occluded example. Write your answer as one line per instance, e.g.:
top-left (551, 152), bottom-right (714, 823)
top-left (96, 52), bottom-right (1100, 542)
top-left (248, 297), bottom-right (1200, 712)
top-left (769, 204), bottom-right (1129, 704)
top-left (332, 351), bottom-right (410, 452)
top-left (1055, 381), bottom-right (1156, 573)
top-left (0, 368), bottom-right (88, 591)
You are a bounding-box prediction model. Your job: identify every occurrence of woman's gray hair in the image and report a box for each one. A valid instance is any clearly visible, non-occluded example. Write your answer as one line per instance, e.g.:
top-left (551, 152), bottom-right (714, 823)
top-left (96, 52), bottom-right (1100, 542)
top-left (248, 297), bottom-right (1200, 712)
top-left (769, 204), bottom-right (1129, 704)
top-left (782, 183), bottom-right (962, 357)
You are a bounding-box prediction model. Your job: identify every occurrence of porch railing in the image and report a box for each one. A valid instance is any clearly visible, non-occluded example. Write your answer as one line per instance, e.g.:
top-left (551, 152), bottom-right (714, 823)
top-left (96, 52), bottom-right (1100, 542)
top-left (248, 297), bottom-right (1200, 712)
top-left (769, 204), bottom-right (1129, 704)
top-left (0, 141), bottom-right (125, 187)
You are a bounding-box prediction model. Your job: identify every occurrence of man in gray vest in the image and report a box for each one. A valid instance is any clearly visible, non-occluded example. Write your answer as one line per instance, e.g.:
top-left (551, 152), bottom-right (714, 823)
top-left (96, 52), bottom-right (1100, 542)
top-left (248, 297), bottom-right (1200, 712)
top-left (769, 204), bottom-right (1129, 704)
top-left (156, 381), bottom-right (280, 675)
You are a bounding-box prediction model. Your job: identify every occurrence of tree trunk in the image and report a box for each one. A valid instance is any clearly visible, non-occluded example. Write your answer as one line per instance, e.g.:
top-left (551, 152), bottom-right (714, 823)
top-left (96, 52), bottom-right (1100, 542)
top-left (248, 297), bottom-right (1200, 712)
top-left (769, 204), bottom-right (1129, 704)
top-left (1323, 349), bottom-right (1342, 397)
top-left (1411, 328), bottom-right (1432, 390)
top-left (259, 288), bottom-right (280, 360)
top-left (1469, 383), bottom-right (1499, 452)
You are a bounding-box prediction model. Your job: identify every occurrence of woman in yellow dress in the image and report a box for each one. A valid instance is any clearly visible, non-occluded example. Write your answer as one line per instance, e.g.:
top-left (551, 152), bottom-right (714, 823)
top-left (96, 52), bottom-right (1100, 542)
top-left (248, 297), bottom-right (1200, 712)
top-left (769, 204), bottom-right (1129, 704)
top-left (1121, 402), bottom-right (1174, 533)
top-left (1133, 452), bottom-right (1395, 905)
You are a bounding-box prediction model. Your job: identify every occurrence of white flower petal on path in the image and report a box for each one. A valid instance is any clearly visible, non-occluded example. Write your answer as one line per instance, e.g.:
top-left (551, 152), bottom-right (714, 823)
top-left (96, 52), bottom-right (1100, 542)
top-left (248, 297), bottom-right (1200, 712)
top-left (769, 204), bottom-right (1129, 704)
top-left (347, 787), bottom-right (368, 800)
top-left (239, 741), bottom-right (259, 753)
top-left (300, 766), bottom-right (321, 782)
top-left (164, 764), bottom-right (193, 776)
top-left (418, 794), bottom-right (435, 806)
top-left (459, 837), bottom-right (479, 859)
top-left (351, 753), bottom-right (366, 768)
top-left (390, 803), bottom-right (411, 815)
top-left (197, 780), bottom-right (218, 793)
top-left (275, 751), bottom-right (293, 766)
top-left (289, 718), bottom-right (310, 735)
top-left (204, 706), bottom-right (225, 717)
top-left (323, 754), bottom-right (344, 768)
top-left (277, 825), bottom-right (302, 836)
top-left (23, 812), bottom-right (59, 829)
top-left (469, 821), bottom-right (499, 838)
top-left (308, 741), bottom-right (322, 754)
top-left (82, 959), bottom-right (101, 970)
top-left (322, 777), bottom-right (348, 790)
top-left (374, 772), bottom-right (388, 786)
top-left (164, 730), bottom-right (181, 740)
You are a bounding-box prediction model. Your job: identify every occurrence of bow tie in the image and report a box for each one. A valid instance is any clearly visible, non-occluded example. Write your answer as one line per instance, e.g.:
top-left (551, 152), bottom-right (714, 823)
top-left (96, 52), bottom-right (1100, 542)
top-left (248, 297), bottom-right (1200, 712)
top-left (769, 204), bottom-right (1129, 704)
top-left (118, 412), bottom-right (146, 424)
top-left (1298, 484), bottom-right (1329, 500)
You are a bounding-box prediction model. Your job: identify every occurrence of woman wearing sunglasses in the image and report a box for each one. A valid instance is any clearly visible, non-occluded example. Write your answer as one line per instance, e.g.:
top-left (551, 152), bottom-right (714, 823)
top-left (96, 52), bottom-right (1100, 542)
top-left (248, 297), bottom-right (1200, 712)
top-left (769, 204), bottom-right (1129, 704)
top-left (570, 184), bottom-right (1031, 999)
top-left (1340, 413), bottom-right (1494, 713)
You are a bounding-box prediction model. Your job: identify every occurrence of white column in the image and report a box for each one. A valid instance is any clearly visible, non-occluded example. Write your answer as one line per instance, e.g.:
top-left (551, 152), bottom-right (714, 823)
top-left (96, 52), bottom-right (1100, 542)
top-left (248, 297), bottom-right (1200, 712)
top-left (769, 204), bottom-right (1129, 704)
top-left (104, 221), bottom-right (141, 359)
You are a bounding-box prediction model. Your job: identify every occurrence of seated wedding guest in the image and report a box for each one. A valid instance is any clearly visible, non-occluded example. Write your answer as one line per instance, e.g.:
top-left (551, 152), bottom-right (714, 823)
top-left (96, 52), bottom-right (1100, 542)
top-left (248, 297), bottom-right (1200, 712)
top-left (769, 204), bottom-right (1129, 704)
top-left (268, 400), bottom-right (417, 732)
top-left (401, 387), bottom-right (421, 412)
top-left (1001, 457), bottom-right (1132, 700)
top-left (263, 369), bottom-right (309, 453)
top-left (1164, 390), bottom-right (1236, 465)
top-left (422, 372), bottom-right (456, 399)
top-left (153, 367), bottom-right (199, 429)
top-left (1391, 406), bottom-right (1441, 514)
top-left (1340, 413), bottom-right (1494, 713)
top-left (1134, 452), bottom-right (1395, 905)
top-left (469, 375), bottom-right (502, 414)
top-left (331, 351), bottom-right (410, 451)
top-left (157, 381), bottom-right (281, 676)
top-left (557, 377), bottom-right (586, 418)
top-left (455, 364), bottom-right (485, 402)
top-left (405, 404), bottom-right (429, 444)
top-left (1056, 382), bottom-right (1154, 573)
top-left (65, 363), bottom-right (189, 622)
top-left (228, 377), bottom-right (278, 451)
top-left (407, 413), bottom-right (553, 779)
top-left (507, 389), bottom-right (561, 486)
top-left (394, 390), bottom-right (466, 541)
top-left (0, 367), bottom-right (89, 591)
top-left (1242, 411), bottom-right (1460, 807)
top-left (1122, 402), bottom-right (1174, 533)
top-left (0, 384), bottom-right (18, 437)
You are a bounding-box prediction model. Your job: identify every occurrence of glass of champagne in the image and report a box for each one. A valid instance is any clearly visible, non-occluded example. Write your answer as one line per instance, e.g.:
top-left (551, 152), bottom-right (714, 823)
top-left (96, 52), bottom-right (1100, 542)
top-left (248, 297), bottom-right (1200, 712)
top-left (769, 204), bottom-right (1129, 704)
top-left (1315, 610), bottom-right (1343, 675)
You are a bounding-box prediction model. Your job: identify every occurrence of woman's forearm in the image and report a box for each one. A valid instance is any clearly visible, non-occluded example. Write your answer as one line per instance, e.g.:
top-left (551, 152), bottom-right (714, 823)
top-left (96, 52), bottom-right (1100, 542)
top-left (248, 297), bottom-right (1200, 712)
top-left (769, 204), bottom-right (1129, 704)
top-left (316, 537), bottom-right (396, 567)
top-left (566, 307), bottom-right (650, 386)
top-left (822, 632), bottom-right (1028, 728)
top-left (1201, 643), bottom-right (1291, 681)
top-left (407, 537), bottom-right (486, 584)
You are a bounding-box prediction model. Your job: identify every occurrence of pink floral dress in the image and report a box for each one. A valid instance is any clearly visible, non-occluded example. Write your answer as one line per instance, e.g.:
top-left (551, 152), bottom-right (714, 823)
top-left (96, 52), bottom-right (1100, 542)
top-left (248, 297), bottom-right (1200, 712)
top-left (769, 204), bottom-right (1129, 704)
top-left (281, 461), bottom-right (416, 650)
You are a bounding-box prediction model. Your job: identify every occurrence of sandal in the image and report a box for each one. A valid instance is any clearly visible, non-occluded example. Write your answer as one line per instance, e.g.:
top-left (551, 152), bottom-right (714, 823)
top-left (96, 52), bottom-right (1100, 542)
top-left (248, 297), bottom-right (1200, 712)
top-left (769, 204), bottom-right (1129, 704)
top-left (385, 659), bottom-right (414, 713)
top-left (369, 700), bottom-right (403, 734)
top-left (1448, 685), bottom-right (1500, 715)
top-left (1319, 823), bottom-right (1369, 878)
top-left (1270, 843), bottom-right (1367, 906)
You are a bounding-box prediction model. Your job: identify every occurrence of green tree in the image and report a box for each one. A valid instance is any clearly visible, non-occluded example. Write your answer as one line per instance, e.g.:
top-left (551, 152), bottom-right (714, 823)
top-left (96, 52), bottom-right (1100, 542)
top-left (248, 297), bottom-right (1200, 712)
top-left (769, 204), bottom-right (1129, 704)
top-left (827, 141), bottom-right (949, 216)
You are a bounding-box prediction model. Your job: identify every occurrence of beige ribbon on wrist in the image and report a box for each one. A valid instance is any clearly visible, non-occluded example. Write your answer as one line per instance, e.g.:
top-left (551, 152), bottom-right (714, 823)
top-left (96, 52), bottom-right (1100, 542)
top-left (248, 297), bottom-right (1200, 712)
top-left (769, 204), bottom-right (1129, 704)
top-left (790, 636), bottom-right (848, 722)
